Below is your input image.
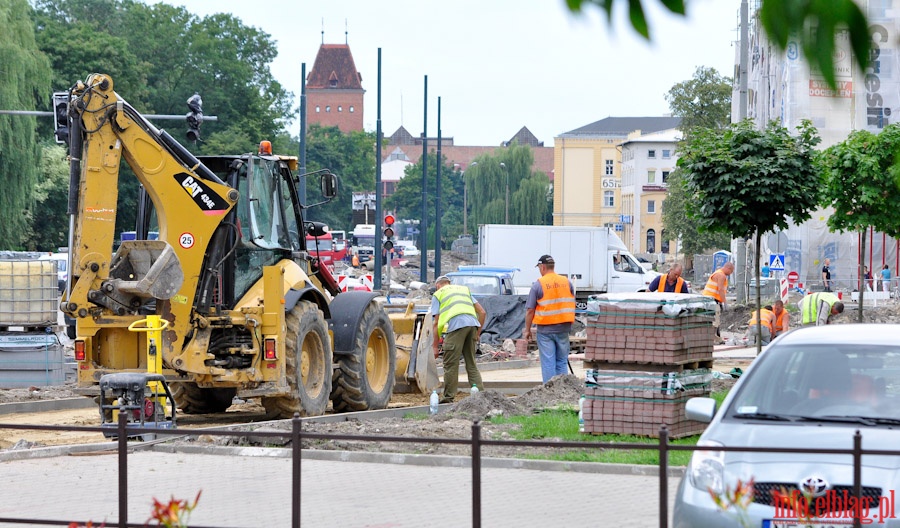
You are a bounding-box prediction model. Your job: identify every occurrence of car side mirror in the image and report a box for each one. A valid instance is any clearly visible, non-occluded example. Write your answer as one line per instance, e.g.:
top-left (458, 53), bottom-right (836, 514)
top-left (685, 397), bottom-right (717, 423)
top-left (321, 172), bottom-right (337, 199)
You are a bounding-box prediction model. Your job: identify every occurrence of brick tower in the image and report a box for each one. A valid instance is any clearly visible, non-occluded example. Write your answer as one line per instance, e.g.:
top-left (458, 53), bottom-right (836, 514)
top-left (306, 42), bottom-right (365, 133)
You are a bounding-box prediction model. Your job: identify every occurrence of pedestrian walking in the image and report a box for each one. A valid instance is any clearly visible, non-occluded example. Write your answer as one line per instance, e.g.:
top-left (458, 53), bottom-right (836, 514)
top-left (798, 292), bottom-right (844, 326)
top-left (822, 258), bottom-right (833, 292)
top-left (524, 255), bottom-right (576, 384)
top-left (864, 266), bottom-right (874, 291)
top-left (702, 261), bottom-right (735, 345)
top-left (882, 265), bottom-right (892, 294)
top-left (431, 275), bottom-right (486, 403)
top-left (761, 262), bottom-right (770, 278)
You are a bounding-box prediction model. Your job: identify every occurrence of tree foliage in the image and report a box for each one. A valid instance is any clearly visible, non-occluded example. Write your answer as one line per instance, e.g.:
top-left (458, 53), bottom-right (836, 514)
top-left (565, 0), bottom-right (869, 89)
top-left (819, 125), bottom-right (900, 320)
top-left (387, 153), bottom-right (463, 248)
top-left (660, 169), bottom-right (730, 256)
top-left (25, 144), bottom-right (70, 251)
top-left (664, 66), bottom-right (732, 140)
top-left (0, 0), bottom-right (52, 249)
top-left (466, 143), bottom-right (552, 228)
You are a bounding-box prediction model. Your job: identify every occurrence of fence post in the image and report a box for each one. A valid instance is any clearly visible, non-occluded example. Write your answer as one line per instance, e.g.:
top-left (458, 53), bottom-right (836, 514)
top-left (293, 413), bottom-right (302, 528)
top-left (659, 425), bottom-right (669, 528)
top-left (853, 430), bottom-right (862, 528)
top-left (117, 411), bottom-right (128, 528)
top-left (472, 420), bottom-right (482, 528)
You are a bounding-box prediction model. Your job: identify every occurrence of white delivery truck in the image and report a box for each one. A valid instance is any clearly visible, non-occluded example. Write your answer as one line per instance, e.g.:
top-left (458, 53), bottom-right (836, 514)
top-left (477, 224), bottom-right (661, 309)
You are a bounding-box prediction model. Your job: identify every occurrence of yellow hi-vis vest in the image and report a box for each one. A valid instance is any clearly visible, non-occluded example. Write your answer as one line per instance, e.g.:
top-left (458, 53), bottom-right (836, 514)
top-left (748, 308), bottom-right (775, 333)
top-left (434, 284), bottom-right (477, 331)
top-left (800, 292), bottom-right (840, 325)
top-left (533, 273), bottom-right (576, 325)
top-left (703, 269), bottom-right (728, 302)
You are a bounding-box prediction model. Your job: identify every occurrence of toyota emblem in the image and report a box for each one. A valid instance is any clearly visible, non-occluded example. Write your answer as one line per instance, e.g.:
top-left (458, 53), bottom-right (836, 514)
top-left (799, 476), bottom-right (830, 497)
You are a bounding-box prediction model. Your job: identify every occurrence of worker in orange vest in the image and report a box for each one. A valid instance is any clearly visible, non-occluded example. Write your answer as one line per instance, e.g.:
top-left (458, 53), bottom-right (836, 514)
top-left (772, 300), bottom-right (790, 337)
top-left (524, 255), bottom-right (576, 384)
top-left (647, 263), bottom-right (690, 293)
top-left (702, 261), bottom-right (735, 345)
top-left (746, 305), bottom-right (776, 345)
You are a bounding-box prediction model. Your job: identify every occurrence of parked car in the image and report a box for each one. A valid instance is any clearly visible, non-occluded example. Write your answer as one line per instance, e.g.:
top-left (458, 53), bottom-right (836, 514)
top-left (674, 324), bottom-right (900, 527)
top-left (397, 242), bottom-right (420, 257)
top-left (445, 266), bottom-right (518, 297)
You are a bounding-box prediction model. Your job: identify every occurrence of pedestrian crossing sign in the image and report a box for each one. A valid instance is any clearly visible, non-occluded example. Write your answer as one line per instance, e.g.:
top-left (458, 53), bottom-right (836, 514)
top-left (769, 254), bottom-right (785, 271)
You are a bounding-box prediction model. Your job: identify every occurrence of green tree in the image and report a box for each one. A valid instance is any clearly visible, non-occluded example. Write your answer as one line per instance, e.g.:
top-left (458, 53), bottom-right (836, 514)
top-left (819, 125), bottom-right (900, 321)
top-left (25, 144), bottom-right (70, 251)
top-left (387, 154), bottom-right (463, 248)
top-left (565, 0), bottom-right (869, 89)
top-left (677, 118), bottom-right (822, 352)
top-left (665, 66), bottom-right (732, 140)
top-left (660, 169), bottom-right (731, 257)
top-left (0, 0), bottom-right (52, 248)
top-left (466, 143), bottom-right (551, 228)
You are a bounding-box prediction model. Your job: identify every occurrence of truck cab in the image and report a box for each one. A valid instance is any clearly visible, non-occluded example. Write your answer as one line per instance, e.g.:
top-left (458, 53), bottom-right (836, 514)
top-left (306, 231), bottom-right (336, 267)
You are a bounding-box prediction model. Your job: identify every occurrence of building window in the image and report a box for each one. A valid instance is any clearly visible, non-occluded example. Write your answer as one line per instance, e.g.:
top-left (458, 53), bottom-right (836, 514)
top-left (648, 149), bottom-right (656, 158)
top-left (647, 170), bottom-right (656, 183)
top-left (662, 149), bottom-right (671, 159)
top-left (647, 229), bottom-right (656, 254)
top-left (338, 106), bottom-right (342, 112)
top-left (661, 230), bottom-right (670, 253)
top-left (662, 171), bottom-right (670, 183)
top-left (605, 159), bottom-right (614, 175)
top-left (315, 106), bottom-right (320, 113)
top-left (604, 191), bottom-right (614, 208)
top-left (349, 106), bottom-right (355, 113)
top-left (325, 105), bottom-right (331, 112)
top-left (647, 200), bottom-right (656, 214)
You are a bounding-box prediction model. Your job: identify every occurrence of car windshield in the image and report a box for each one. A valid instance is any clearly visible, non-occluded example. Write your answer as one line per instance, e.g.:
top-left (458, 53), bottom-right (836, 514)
top-left (726, 344), bottom-right (900, 421)
top-left (450, 275), bottom-right (501, 295)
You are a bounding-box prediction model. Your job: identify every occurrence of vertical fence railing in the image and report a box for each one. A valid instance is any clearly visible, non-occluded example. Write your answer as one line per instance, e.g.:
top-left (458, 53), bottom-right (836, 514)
top-left (0, 422), bottom-right (885, 528)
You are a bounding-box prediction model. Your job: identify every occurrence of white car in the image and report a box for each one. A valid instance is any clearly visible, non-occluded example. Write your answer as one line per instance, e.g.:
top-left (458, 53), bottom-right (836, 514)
top-left (398, 243), bottom-right (420, 257)
top-left (39, 252), bottom-right (68, 292)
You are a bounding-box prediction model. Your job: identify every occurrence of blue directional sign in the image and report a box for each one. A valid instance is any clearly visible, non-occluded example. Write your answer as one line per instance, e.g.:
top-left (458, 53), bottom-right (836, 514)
top-left (769, 253), bottom-right (785, 271)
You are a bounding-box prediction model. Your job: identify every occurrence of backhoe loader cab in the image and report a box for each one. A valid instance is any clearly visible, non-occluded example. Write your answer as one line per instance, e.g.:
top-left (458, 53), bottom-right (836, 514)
top-left (62, 73), bottom-right (431, 420)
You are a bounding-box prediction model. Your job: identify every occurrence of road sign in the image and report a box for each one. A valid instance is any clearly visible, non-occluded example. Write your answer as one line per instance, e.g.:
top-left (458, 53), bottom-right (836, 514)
top-left (787, 271), bottom-right (799, 283)
top-left (769, 254), bottom-right (785, 271)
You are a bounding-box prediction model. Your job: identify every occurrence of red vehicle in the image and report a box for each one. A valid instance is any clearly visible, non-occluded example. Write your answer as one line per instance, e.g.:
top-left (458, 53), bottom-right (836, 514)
top-left (306, 232), bottom-right (337, 266)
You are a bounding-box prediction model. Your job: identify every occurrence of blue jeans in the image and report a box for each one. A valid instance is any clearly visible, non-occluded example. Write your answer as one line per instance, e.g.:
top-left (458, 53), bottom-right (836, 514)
top-left (536, 332), bottom-right (570, 384)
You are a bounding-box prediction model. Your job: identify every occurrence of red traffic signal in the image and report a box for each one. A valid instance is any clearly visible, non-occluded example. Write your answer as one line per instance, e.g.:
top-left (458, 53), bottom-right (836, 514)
top-left (384, 214), bottom-right (395, 226)
top-left (383, 214), bottom-right (395, 250)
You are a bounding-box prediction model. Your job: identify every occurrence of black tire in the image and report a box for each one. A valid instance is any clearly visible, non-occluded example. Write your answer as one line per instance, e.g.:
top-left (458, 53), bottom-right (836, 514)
top-left (262, 301), bottom-right (332, 418)
top-left (331, 301), bottom-right (396, 412)
top-left (172, 383), bottom-right (236, 414)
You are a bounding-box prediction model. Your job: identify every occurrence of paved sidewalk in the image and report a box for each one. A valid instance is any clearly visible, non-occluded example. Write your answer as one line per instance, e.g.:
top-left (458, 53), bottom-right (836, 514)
top-left (0, 447), bottom-right (681, 527)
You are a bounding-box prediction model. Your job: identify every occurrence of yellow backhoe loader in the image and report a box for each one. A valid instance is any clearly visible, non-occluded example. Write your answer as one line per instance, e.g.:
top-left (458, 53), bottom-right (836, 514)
top-left (60, 73), bottom-right (436, 421)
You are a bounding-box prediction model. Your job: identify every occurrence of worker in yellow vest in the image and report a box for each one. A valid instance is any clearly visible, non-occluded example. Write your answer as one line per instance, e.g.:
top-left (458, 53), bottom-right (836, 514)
top-left (702, 261), bottom-right (735, 345)
top-left (525, 255), bottom-right (576, 384)
top-left (798, 292), bottom-right (844, 326)
top-left (746, 305), bottom-right (776, 345)
top-left (432, 276), bottom-right (486, 403)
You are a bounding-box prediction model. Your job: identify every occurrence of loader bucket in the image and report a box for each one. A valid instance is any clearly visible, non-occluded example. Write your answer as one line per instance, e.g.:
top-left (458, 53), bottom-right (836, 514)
top-left (107, 241), bottom-right (184, 299)
top-left (388, 302), bottom-right (438, 394)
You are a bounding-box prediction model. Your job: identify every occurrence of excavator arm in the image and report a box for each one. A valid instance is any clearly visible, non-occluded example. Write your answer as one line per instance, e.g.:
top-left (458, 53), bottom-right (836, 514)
top-left (63, 74), bottom-right (238, 379)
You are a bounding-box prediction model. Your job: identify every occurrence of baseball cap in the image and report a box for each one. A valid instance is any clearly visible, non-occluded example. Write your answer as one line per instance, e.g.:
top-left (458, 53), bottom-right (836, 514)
top-left (435, 275), bottom-right (451, 283)
top-left (536, 255), bottom-right (554, 266)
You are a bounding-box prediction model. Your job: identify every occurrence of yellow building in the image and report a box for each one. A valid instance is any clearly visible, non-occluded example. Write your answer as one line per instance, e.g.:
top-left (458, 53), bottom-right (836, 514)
top-left (553, 117), bottom-right (681, 253)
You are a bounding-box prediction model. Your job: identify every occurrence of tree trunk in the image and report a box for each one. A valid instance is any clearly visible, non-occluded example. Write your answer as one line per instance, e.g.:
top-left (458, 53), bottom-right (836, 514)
top-left (859, 228), bottom-right (867, 323)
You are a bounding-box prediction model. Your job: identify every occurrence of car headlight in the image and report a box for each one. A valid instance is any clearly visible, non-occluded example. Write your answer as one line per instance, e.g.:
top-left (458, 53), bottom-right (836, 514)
top-left (689, 439), bottom-right (725, 494)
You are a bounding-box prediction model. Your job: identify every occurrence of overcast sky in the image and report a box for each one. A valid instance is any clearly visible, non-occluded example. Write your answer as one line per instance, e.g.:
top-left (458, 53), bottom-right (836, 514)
top-left (155, 0), bottom-right (739, 146)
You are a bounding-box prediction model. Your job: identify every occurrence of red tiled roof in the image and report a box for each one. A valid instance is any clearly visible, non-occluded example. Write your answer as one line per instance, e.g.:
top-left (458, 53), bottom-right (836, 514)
top-left (307, 44), bottom-right (363, 90)
top-left (382, 144), bottom-right (554, 180)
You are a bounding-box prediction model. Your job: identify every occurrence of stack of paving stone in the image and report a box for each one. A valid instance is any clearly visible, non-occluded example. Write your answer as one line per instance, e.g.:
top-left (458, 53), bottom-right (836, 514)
top-left (581, 292), bottom-right (716, 438)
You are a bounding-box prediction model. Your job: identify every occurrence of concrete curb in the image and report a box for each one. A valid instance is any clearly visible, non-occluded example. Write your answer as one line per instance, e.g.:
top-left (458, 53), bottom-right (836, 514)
top-left (0, 396), bottom-right (95, 416)
top-left (148, 443), bottom-right (685, 477)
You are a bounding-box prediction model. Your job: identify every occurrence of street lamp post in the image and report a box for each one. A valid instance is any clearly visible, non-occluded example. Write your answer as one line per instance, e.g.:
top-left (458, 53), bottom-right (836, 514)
top-left (500, 162), bottom-right (509, 224)
top-left (464, 162), bottom-right (477, 234)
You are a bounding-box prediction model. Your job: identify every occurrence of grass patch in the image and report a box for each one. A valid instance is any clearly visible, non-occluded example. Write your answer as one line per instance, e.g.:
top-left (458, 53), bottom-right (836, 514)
top-left (484, 389), bottom-right (730, 466)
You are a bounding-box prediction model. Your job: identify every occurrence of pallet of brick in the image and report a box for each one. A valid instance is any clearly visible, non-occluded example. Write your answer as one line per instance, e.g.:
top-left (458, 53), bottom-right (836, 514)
top-left (581, 367), bottom-right (713, 438)
top-left (584, 292), bottom-right (716, 365)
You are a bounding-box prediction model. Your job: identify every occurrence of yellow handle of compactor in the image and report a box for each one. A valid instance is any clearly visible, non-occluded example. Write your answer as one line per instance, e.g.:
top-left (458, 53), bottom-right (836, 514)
top-left (127, 315), bottom-right (169, 400)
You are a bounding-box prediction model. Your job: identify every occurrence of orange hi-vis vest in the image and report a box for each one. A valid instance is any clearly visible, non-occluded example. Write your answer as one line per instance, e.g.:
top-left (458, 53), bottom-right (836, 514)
top-left (748, 308), bottom-right (775, 333)
top-left (774, 310), bottom-right (789, 334)
top-left (702, 269), bottom-right (728, 303)
top-left (533, 273), bottom-right (576, 325)
top-left (657, 275), bottom-right (686, 293)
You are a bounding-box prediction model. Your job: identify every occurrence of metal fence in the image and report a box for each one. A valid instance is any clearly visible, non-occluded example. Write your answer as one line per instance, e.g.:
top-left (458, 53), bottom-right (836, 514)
top-left (0, 414), bottom-right (887, 528)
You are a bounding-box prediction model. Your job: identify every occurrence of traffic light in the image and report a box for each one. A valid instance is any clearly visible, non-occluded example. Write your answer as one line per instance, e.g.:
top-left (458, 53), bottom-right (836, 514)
top-left (383, 214), bottom-right (395, 251)
top-left (185, 92), bottom-right (203, 142)
top-left (52, 92), bottom-right (69, 145)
